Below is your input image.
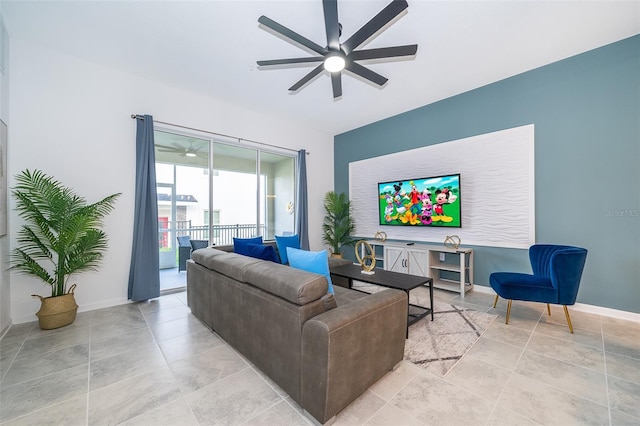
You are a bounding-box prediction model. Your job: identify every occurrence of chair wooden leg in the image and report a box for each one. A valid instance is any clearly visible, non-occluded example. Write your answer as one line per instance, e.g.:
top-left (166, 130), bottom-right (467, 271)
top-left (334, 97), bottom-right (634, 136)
top-left (506, 300), bottom-right (512, 324)
top-left (563, 305), bottom-right (574, 334)
top-left (493, 294), bottom-right (499, 308)
top-left (547, 303), bottom-right (551, 316)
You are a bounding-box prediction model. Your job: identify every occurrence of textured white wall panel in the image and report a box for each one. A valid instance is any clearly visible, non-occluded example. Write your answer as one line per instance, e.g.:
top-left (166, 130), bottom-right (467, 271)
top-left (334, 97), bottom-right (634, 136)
top-left (349, 125), bottom-right (535, 248)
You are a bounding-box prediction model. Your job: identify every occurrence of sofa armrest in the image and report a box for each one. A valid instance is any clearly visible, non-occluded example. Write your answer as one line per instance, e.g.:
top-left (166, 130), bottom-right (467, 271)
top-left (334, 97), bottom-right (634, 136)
top-left (301, 289), bottom-right (407, 424)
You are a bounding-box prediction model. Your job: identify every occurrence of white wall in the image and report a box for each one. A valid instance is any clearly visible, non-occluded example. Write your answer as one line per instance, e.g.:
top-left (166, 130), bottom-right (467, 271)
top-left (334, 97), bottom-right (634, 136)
top-left (8, 39), bottom-right (334, 324)
top-left (0, 8), bottom-right (10, 335)
top-left (349, 125), bottom-right (535, 248)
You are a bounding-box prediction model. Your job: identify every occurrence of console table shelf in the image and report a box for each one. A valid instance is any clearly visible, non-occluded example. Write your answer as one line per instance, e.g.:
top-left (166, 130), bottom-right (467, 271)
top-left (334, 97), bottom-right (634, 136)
top-left (363, 240), bottom-right (474, 297)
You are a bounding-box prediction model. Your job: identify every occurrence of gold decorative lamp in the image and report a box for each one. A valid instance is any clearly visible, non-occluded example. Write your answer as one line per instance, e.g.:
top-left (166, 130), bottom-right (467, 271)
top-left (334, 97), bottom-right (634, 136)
top-left (355, 240), bottom-right (376, 275)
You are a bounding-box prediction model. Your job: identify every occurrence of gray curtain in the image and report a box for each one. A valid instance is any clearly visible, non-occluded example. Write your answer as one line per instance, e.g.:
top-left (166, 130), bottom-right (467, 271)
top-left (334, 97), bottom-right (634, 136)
top-left (295, 149), bottom-right (310, 250)
top-left (128, 114), bottom-right (160, 301)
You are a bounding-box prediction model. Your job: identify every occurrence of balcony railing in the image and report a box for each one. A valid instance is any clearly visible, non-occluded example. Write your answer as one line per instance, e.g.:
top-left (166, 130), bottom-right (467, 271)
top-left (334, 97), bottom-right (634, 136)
top-left (159, 221), bottom-right (267, 248)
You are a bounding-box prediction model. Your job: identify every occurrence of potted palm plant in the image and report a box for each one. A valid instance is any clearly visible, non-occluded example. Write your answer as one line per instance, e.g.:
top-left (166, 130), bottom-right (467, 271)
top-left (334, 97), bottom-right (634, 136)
top-left (10, 169), bottom-right (120, 329)
top-left (322, 191), bottom-right (357, 258)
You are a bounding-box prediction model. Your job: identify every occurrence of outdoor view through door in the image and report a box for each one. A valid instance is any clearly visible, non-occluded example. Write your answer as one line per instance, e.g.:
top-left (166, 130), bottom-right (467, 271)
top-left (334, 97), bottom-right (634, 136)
top-left (155, 130), bottom-right (296, 291)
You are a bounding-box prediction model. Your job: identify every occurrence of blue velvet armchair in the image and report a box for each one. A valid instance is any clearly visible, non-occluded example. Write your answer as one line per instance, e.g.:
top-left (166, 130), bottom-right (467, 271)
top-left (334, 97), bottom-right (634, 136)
top-left (490, 244), bottom-right (588, 333)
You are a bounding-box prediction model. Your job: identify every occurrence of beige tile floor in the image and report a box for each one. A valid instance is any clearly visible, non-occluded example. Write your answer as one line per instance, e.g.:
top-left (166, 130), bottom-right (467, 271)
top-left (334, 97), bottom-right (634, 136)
top-left (1, 287), bottom-right (639, 425)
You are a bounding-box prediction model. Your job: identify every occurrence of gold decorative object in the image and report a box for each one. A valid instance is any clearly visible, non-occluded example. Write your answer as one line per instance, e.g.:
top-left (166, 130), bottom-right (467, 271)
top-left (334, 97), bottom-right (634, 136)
top-left (373, 231), bottom-right (387, 242)
top-left (355, 240), bottom-right (376, 274)
top-left (444, 235), bottom-right (461, 249)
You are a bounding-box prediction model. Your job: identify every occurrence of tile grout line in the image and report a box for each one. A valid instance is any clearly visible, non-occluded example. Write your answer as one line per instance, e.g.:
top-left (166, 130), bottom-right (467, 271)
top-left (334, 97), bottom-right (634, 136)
top-left (99, 297), bottom-right (194, 426)
top-left (493, 310), bottom-right (613, 421)
top-left (138, 295), bottom-right (203, 425)
top-left (360, 396), bottom-right (389, 426)
top-left (0, 331), bottom-right (27, 385)
top-left (483, 307), bottom-right (544, 426)
top-left (167, 308), bottom-right (298, 425)
top-left (1, 320), bottom-right (93, 423)
top-left (528, 314), bottom-right (615, 410)
top-left (370, 292), bottom-right (498, 425)
top-left (0, 326), bottom-right (30, 424)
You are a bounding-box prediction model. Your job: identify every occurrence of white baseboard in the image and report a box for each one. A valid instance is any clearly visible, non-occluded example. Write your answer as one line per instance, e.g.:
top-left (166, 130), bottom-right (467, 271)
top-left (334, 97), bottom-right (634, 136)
top-left (78, 297), bottom-right (133, 313)
top-left (471, 284), bottom-right (495, 295)
top-left (569, 303), bottom-right (640, 323)
top-left (472, 284), bottom-right (640, 323)
top-left (0, 323), bottom-right (10, 340)
top-left (11, 297), bottom-right (133, 325)
top-left (8, 286), bottom-right (638, 328)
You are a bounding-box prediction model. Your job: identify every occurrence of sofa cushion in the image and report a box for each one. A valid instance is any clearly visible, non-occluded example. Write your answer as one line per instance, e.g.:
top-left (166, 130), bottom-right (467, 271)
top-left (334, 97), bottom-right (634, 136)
top-left (275, 234), bottom-right (300, 264)
top-left (190, 247), bottom-right (228, 268)
top-left (287, 248), bottom-right (334, 294)
top-left (244, 260), bottom-right (329, 305)
top-left (247, 243), bottom-right (280, 263)
top-left (194, 250), bottom-right (263, 282)
top-left (333, 285), bottom-right (368, 306)
top-left (233, 236), bottom-right (263, 256)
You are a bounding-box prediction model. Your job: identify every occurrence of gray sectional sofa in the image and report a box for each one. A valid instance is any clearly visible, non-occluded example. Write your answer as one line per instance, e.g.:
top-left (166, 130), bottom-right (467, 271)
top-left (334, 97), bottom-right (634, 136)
top-left (186, 245), bottom-right (407, 424)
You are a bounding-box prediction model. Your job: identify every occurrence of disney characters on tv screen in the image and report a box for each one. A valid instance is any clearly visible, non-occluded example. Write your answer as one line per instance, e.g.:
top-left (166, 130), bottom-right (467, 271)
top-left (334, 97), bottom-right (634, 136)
top-left (378, 174), bottom-right (461, 227)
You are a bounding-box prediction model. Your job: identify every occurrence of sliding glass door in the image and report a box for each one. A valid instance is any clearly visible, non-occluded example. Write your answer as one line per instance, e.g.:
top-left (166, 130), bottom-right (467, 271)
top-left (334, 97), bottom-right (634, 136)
top-left (261, 151), bottom-right (295, 239)
top-left (154, 128), bottom-right (296, 290)
top-left (211, 143), bottom-right (259, 244)
top-left (155, 131), bottom-right (210, 290)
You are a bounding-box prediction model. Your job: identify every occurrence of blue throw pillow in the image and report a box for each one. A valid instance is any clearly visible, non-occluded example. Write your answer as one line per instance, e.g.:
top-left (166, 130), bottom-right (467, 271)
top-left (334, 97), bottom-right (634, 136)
top-left (246, 243), bottom-right (280, 263)
top-left (275, 234), bottom-right (300, 264)
top-left (233, 236), bottom-right (263, 256)
top-left (286, 247), bottom-right (334, 294)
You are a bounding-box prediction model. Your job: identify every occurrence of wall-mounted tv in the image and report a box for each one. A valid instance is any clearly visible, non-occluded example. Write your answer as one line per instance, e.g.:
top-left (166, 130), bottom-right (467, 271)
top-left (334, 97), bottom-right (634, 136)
top-left (378, 174), bottom-right (461, 227)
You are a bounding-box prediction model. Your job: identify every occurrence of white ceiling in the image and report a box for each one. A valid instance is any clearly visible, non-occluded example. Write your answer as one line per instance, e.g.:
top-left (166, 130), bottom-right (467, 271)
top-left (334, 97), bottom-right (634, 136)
top-left (3, 0), bottom-right (639, 135)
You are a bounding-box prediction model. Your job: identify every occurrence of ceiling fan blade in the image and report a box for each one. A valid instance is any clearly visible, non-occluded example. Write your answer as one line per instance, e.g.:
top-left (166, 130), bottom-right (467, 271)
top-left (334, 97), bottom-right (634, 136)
top-left (331, 72), bottom-right (342, 98)
top-left (257, 57), bottom-right (324, 67)
top-left (345, 61), bottom-right (388, 86)
top-left (289, 64), bottom-right (325, 92)
top-left (258, 15), bottom-right (328, 56)
top-left (323, 0), bottom-right (340, 51)
top-left (349, 44), bottom-right (417, 61)
top-left (341, 0), bottom-right (408, 55)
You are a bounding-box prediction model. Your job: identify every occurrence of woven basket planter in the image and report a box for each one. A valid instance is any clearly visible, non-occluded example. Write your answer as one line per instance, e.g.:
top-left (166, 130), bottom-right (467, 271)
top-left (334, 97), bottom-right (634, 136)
top-left (32, 284), bottom-right (78, 330)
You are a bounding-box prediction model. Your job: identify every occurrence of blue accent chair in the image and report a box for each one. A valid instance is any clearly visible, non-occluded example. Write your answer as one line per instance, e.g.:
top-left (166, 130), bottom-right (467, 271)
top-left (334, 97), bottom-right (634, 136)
top-left (490, 244), bottom-right (588, 333)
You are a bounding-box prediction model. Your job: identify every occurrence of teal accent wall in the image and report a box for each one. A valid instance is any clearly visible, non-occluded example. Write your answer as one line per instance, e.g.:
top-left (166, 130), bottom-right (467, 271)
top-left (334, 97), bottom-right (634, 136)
top-left (334, 35), bottom-right (639, 313)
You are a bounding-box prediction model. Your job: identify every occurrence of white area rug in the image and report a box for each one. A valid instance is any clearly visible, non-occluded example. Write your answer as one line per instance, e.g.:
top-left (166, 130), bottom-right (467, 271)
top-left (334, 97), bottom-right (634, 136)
top-left (404, 300), bottom-right (497, 377)
top-left (352, 281), bottom-right (497, 377)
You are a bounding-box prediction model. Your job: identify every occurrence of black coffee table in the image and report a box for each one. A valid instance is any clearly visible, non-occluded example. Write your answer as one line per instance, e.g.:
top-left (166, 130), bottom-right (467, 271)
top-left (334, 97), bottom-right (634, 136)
top-left (330, 263), bottom-right (433, 338)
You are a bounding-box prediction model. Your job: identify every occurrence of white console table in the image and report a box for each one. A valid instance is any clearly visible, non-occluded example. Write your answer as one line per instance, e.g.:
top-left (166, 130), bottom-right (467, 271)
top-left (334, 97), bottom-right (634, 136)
top-left (362, 240), bottom-right (474, 297)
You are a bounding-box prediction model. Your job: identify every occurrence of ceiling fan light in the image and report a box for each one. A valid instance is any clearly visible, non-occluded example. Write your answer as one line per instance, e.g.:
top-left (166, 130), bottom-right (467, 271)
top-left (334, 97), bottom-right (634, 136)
top-left (324, 55), bottom-right (345, 73)
top-left (185, 152), bottom-right (197, 157)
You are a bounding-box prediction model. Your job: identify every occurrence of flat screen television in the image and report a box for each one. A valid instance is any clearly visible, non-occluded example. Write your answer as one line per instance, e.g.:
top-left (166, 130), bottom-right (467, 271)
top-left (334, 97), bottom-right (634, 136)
top-left (378, 174), bottom-right (461, 227)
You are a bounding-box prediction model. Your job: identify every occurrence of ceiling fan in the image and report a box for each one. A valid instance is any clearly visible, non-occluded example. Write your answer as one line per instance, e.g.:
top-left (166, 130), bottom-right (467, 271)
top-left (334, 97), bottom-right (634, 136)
top-left (156, 142), bottom-right (205, 158)
top-left (257, 0), bottom-right (417, 99)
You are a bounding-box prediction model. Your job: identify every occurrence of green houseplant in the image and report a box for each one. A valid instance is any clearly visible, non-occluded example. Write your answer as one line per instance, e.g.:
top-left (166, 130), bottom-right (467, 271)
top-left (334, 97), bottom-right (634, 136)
top-left (10, 169), bottom-right (120, 329)
top-left (322, 191), bottom-right (357, 258)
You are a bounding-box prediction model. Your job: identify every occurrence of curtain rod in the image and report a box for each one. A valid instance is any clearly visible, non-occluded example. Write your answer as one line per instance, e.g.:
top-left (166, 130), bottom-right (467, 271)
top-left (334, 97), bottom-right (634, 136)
top-left (131, 114), bottom-right (309, 155)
